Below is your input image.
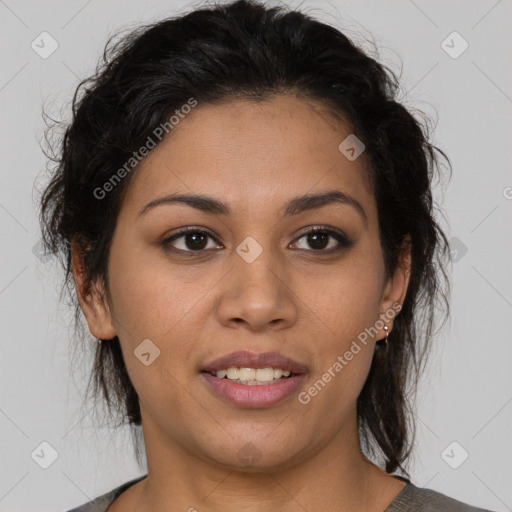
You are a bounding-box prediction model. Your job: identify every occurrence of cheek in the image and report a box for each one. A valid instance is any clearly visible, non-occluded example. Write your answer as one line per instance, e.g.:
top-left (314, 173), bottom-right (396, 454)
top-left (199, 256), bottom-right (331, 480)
top-left (298, 251), bottom-right (384, 407)
top-left (105, 241), bottom-right (221, 394)
top-left (106, 261), bottom-right (203, 421)
top-left (305, 252), bottom-right (384, 345)
top-left (301, 294), bottom-right (378, 429)
top-left (107, 237), bottom-right (201, 339)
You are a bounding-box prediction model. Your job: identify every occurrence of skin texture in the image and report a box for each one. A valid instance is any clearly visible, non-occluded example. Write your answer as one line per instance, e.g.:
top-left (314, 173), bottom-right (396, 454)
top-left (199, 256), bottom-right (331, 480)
top-left (72, 94), bottom-right (411, 512)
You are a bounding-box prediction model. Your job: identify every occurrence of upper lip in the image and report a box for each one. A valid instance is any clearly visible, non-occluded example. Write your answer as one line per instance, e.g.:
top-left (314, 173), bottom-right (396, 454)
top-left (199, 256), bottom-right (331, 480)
top-left (201, 350), bottom-right (308, 374)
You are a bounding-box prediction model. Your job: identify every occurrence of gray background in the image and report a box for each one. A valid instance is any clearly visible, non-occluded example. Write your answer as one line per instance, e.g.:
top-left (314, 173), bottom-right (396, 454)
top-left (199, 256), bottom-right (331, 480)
top-left (1, 0), bottom-right (511, 511)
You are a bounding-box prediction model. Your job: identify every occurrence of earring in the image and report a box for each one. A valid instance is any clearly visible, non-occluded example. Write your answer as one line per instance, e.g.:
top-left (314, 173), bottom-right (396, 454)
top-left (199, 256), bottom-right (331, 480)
top-left (383, 325), bottom-right (389, 346)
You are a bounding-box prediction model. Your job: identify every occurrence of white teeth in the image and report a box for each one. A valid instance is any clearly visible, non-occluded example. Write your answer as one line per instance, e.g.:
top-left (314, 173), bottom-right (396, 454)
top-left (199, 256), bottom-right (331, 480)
top-left (213, 367), bottom-right (293, 382)
top-left (226, 367), bottom-right (239, 379)
top-left (255, 368), bottom-right (274, 382)
top-left (238, 368), bottom-right (256, 380)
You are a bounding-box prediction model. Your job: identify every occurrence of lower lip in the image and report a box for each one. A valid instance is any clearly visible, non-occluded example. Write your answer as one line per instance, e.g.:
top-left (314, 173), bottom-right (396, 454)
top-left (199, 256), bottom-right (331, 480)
top-left (201, 372), bottom-right (306, 408)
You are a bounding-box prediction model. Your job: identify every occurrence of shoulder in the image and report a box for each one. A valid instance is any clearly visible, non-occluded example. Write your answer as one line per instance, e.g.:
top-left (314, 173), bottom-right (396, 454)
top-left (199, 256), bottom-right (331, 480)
top-left (66, 491), bottom-right (112, 512)
top-left (387, 481), bottom-right (497, 512)
top-left (65, 475), bottom-right (147, 512)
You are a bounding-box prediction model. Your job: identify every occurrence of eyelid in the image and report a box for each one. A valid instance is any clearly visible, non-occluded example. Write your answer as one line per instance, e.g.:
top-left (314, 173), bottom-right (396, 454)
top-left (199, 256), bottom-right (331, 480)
top-left (293, 224), bottom-right (348, 240)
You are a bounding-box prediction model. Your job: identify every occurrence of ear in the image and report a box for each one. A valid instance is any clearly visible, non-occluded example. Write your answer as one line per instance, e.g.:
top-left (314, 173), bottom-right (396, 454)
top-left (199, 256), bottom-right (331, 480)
top-left (71, 239), bottom-right (117, 340)
top-left (378, 234), bottom-right (412, 337)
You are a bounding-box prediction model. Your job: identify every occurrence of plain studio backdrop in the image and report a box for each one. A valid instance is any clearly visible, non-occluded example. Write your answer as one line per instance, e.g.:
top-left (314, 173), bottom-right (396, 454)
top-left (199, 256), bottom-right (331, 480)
top-left (0, 1), bottom-right (511, 511)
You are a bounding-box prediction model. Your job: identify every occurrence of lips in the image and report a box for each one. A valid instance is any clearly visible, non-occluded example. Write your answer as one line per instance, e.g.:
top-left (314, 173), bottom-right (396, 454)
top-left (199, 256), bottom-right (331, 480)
top-left (201, 350), bottom-right (308, 374)
top-left (200, 350), bottom-right (308, 408)
top-left (201, 372), bottom-right (307, 408)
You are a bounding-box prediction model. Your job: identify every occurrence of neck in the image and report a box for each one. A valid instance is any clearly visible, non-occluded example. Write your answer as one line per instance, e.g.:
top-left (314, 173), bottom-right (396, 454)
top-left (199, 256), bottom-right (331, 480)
top-left (136, 407), bottom-right (397, 512)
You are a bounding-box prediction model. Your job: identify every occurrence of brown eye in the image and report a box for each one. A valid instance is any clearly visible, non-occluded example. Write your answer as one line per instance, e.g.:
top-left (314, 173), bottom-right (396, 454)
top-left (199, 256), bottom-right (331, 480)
top-left (292, 227), bottom-right (353, 252)
top-left (162, 228), bottom-right (221, 253)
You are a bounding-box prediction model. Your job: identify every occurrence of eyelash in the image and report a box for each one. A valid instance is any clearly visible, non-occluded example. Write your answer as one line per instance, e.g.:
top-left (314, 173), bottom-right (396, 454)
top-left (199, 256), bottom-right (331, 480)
top-left (161, 225), bottom-right (354, 256)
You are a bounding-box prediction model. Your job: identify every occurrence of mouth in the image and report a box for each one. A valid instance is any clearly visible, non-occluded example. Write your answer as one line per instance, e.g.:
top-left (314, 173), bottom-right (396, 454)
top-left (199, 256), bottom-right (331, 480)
top-left (204, 366), bottom-right (300, 384)
top-left (200, 350), bottom-right (308, 408)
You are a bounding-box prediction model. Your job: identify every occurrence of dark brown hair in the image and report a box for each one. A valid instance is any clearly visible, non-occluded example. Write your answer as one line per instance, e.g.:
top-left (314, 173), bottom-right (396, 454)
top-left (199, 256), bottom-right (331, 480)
top-left (38, 0), bottom-right (451, 475)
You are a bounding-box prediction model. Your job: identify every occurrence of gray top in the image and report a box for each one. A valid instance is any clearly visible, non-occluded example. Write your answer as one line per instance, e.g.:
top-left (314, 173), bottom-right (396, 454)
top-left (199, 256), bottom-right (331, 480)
top-left (66, 474), bottom-right (496, 512)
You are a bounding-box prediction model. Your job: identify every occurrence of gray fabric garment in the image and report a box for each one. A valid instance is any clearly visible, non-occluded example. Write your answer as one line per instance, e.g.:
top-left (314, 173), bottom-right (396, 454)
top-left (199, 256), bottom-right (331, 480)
top-left (66, 474), bottom-right (496, 512)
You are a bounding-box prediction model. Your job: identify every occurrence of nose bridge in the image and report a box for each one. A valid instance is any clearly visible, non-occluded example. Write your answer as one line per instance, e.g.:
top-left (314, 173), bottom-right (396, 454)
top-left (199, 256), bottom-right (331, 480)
top-left (233, 233), bottom-right (282, 299)
top-left (216, 232), bottom-right (297, 330)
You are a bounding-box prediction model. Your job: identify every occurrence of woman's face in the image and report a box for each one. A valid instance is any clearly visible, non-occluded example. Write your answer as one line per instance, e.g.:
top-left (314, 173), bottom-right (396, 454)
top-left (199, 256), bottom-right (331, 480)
top-left (76, 94), bottom-right (410, 470)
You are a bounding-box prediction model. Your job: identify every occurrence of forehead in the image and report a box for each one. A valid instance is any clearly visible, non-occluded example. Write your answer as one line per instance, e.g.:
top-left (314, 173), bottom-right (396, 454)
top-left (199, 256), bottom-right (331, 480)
top-left (122, 94), bottom-right (375, 221)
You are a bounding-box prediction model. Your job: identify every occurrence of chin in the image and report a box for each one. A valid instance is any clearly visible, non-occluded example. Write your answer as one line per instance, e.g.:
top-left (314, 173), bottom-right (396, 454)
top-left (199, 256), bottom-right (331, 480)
top-left (203, 437), bottom-right (308, 473)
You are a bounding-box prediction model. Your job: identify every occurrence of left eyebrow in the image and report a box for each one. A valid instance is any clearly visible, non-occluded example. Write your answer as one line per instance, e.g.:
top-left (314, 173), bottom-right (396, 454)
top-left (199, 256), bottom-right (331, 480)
top-left (139, 190), bottom-right (368, 228)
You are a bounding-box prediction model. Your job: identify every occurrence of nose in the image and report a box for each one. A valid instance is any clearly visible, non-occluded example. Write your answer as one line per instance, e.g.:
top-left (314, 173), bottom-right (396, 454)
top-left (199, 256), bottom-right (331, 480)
top-left (215, 244), bottom-right (299, 333)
